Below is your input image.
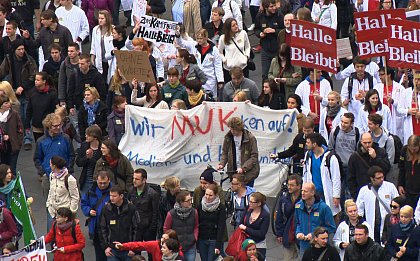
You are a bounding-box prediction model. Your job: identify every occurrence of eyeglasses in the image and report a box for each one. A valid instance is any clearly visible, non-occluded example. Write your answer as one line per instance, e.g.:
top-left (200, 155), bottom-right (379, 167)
top-left (51, 124), bottom-right (61, 128)
top-left (390, 205), bottom-right (399, 209)
top-left (231, 183), bottom-right (240, 186)
top-left (183, 198), bottom-right (192, 203)
top-left (249, 201), bottom-right (258, 204)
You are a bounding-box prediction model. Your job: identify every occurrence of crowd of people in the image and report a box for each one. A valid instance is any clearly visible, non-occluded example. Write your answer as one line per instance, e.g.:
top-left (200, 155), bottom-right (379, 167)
top-left (0, 0), bottom-right (419, 260)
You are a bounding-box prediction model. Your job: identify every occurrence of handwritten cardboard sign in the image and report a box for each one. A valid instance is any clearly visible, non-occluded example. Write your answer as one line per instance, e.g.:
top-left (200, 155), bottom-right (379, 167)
top-left (115, 50), bottom-right (155, 83)
top-left (337, 38), bottom-right (353, 59)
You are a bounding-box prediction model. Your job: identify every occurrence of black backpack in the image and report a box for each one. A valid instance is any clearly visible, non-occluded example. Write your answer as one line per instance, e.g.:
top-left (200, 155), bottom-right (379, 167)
top-left (325, 151), bottom-right (345, 182)
top-left (385, 134), bottom-right (403, 164)
top-left (332, 126), bottom-right (360, 151)
top-left (347, 72), bottom-right (374, 100)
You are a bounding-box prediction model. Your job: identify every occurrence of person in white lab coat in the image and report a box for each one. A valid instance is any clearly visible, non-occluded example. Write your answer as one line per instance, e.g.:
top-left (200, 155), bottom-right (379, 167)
top-left (319, 91), bottom-right (347, 142)
top-left (356, 166), bottom-right (399, 243)
top-left (356, 89), bottom-right (392, 133)
top-left (302, 133), bottom-right (341, 219)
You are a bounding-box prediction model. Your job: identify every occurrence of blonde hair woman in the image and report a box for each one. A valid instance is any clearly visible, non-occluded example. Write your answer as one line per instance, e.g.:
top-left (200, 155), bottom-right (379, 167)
top-left (319, 90), bottom-right (347, 141)
top-left (160, 176), bottom-right (182, 233)
top-left (333, 199), bottom-right (373, 260)
top-left (233, 90), bottom-right (248, 102)
top-left (0, 81), bottom-right (20, 112)
top-left (90, 10), bottom-right (114, 82)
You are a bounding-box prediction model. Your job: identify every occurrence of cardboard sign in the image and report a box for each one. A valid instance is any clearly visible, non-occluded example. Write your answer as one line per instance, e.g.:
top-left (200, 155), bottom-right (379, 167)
top-left (354, 9), bottom-right (406, 58)
top-left (119, 104), bottom-right (299, 197)
top-left (137, 15), bottom-right (178, 44)
top-left (289, 19), bottom-right (338, 73)
top-left (337, 38), bottom-right (353, 59)
top-left (387, 18), bottom-right (420, 69)
top-left (115, 50), bottom-right (156, 83)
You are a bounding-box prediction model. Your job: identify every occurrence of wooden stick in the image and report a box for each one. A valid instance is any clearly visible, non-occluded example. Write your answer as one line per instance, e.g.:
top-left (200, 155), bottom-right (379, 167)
top-left (383, 57), bottom-right (389, 99)
top-left (314, 69), bottom-right (318, 116)
top-left (414, 75), bottom-right (419, 124)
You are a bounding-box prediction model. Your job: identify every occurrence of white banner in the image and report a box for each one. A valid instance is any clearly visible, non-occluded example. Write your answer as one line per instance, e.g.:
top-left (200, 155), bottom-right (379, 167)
top-left (120, 103), bottom-right (298, 197)
top-left (131, 0), bottom-right (147, 26)
top-left (1, 237), bottom-right (47, 260)
top-left (137, 15), bottom-right (178, 44)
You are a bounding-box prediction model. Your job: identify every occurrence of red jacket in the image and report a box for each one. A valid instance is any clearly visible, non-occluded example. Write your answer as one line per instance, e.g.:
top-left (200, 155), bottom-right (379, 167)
top-left (0, 207), bottom-right (18, 247)
top-left (44, 220), bottom-right (86, 261)
top-left (120, 240), bottom-right (184, 261)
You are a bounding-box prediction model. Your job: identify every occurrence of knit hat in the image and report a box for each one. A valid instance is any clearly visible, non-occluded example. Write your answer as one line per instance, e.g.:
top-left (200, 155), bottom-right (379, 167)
top-left (241, 239), bottom-right (256, 251)
top-left (200, 168), bottom-right (215, 183)
top-left (11, 39), bottom-right (25, 52)
top-left (392, 196), bottom-right (406, 208)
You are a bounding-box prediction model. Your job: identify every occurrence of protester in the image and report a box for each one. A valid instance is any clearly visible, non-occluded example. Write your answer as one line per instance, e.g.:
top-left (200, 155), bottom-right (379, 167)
top-left (0, 199), bottom-right (17, 248)
top-left (257, 79), bottom-right (284, 110)
top-left (356, 89), bottom-right (392, 133)
top-left (107, 25), bottom-right (128, 85)
top-left (44, 207), bottom-right (86, 261)
top-left (222, 67), bottom-right (259, 104)
top-left (204, 7), bottom-right (225, 45)
top-left (80, 170), bottom-right (111, 261)
top-left (82, 1), bottom-right (113, 31)
top-left (192, 168), bottom-right (225, 209)
top-left (161, 67), bottom-right (189, 106)
top-left (0, 164), bottom-right (15, 207)
top-left (175, 48), bottom-right (208, 86)
top-left (382, 196), bottom-right (405, 245)
top-left (230, 174), bottom-right (256, 228)
top-left (235, 239), bottom-right (265, 261)
top-left (76, 125), bottom-right (103, 193)
top-left (0, 81), bottom-right (20, 112)
top-left (185, 79), bottom-right (212, 108)
top-left (286, 94), bottom-right (305, 132)
top-left (107, 67), bottom-right (131, 109)
top-left (55, 0), bottom-right (89, 44)
top-left (94, 139), bottom-right (134, 192)
top-left (311, 0), bottom-right (337, 29)
top-left (171, 99), bottom-right (187, 110)
top-left (302, 227), bottom-right (340, 261)
top-left (160, 176), bottom-right (181, 236)
top-left (319, 91), bottom-right (347, 142)
top-left (171, 0), bottom-right (202, 38)
top-left (42, 44), bottom-right (64, 88)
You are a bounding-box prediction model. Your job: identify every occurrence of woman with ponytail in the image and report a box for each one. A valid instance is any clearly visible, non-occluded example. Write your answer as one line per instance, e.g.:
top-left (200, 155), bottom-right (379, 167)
top-left (176, 48), bottom-right (207, 86)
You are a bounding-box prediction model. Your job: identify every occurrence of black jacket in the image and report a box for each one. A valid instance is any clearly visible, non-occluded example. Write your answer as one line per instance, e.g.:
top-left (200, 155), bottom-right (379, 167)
top-left (258, 92), bottom-right (285, 110)
top-left (398, 145), bottom-right (420, 195)
top-left (75, 66), bottom-right (107, 108)
top-left (78, 100), bottom-right (108, 141)
top-left (127, 183), bottom-right (160, 232)
top-left (25, 87), bottom-right (59, 129)
top-left (385, 222), bottom-right (420, 261)
top-left (43, 58), bottom-right (64, 89)
top-left (76, 141), bottom-right (102, 187)
top-left (99, 199), bottom-right (138, 249)
top-left (344, 238), bottom-right (389, 261)
top-left (348, 143), bottom-right (391, 199)
top-left (255, 11), bottom-right (284, 53)
top-left (302, 245), bottom-right (340, 261)
top-left (197, 202), bottom-right (226, 247)
top-left (204, 21), bottom-right (224, 40)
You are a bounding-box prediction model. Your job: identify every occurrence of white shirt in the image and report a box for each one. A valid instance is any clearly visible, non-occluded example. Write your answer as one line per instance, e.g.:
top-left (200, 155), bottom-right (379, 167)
top-left (233, 135), bottom-right (242, 168)
top-left (55, 5), bottom-right (89, 43)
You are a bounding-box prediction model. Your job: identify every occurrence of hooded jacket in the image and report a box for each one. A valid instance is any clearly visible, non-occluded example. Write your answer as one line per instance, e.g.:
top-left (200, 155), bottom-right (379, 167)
top-left (0, 52), bottom-right (37, 94)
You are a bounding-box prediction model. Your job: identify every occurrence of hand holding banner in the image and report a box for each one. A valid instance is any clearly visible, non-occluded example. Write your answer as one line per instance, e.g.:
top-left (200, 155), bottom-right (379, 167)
top-left (289, 19), bottom-right (338, 73)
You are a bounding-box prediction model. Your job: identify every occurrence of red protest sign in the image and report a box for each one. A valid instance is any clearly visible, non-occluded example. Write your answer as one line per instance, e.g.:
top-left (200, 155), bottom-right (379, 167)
top-left (354, 9), bottom-right (406, 59)
top-left (387, 18), bottom-right (420, 70)
top-left (289, 19), bottom-right (337, 73)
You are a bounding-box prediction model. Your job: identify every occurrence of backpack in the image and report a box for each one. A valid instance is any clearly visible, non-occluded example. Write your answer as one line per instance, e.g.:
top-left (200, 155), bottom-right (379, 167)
top-left (325, 150), bottom-right (345, 182)
top-left (0, 207), bottom-right (23, 244)
top-left (385, 134), bottom-right (403, 164)
top-left (347, 72), bottom-right (374, 100)
top-left (332, 126), bottom-right (360, 151)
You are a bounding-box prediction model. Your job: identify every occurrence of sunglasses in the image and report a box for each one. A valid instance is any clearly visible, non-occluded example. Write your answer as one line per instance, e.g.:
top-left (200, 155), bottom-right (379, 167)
top-left (390, 205), bottom-right (399, 209)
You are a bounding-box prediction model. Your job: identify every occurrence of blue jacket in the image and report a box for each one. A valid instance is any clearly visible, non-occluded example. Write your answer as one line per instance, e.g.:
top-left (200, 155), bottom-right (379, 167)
top-left (242, 208), bottom-right (270, 243)
top-left (386, 222), bottom-right (420, 261)
top-left (294, 196), bottom-right (336, 251)
top-left (232, 186), bottom-right (256, 227)
top-left (33, 132), bottom-right (75, 176)
top-left (81, 183), bottom-right (112, 238)
top-left (275, 192), bottom-right (301, 247)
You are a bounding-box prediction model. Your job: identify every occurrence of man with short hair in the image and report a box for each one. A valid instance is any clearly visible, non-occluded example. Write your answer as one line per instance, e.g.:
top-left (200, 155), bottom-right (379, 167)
top-left (230, 173), bottom-right (256, 228)
top-left (277, 13), bottom-right (294, 47)
top-left (55, 0), bottom-right (89, 45)
top-left (204, 7), bottom-right (224, 45)
top-left (340, 57), bottom-right (379, 121)
top-left (99, 186), bottom-right (137, 260)
top-left (42, 43), bottom-right (63, 88)
top-left (222, 67), bottom-right (259, 104)
top-left (348, 132), bottom-right (391, 199)
top-left (356, 166), bottom-right (399, 243)
top-left (127, 168), bottom-right (159, 260)
top-left (9, 0), bottom-right (41, 36)
top-left (76, 54), bottom-right (107, 106)
top-left (217, 117), bottom-right (260, 186)
top-left (303, 133), bottom-right (341, 221)
top-left (302, 227), bottom-right (340, 260)
top-left (211, 0), bottom-right (243, 29)
top-left (81, 170), bottom-right (112, 261)
top-left (0, 20), bottom-right (23, 64)
top-left (295, 68), bottom-right (332, 129)
top-left (275, 174), bottom-right (302, 261)
top-left (295, 182), bottom-right (336, 258)
top-left (344, 224), bottom-right (389, 261)
top-left (58, 42), bottom-right (80, 109)
top-left (254, 0), bottom-right (284, 81)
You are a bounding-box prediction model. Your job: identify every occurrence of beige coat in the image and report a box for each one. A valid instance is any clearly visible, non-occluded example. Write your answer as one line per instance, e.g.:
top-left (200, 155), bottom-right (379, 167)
top-left (182, 0), bottom-right (202, 39)
top-left (46, 173), bottom-right (80, 218)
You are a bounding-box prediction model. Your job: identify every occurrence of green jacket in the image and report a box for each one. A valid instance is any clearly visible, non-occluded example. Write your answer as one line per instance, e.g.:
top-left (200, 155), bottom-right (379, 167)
top-left (268, 57), bottom-right (302, 96)
top-left (161, 82), bottom-right (188, 106)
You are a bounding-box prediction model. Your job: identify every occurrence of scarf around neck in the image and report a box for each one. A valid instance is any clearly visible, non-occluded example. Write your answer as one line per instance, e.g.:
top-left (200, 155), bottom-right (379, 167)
top-left (162, 252), bottom-right (180, 261)
top-left (52, 167), bottom-right (68, 179)
top-left (400, 219), bottom-right (415, 232)
top-left (0, 178), bottom-right (17, 208)
top-left (326, 103), bottom-right (341, 118)
top-left (201, 196), bottom-right (221, 212)
top-left (57, 220), bottom-right (73, 231)
top-left (83, 100), bottom-right (100, 126)
top-left (105, 155), bottom-right (119, 168)
top-left (188, 90), bottom-right (204, 107)
top-left (174, 202), bottom-right (193, 219)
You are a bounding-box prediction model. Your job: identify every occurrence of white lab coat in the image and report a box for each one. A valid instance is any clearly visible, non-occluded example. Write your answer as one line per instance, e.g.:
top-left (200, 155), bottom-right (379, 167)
top-left (303, 150), bottom-right (341, 216)
top-left (356, 181), bottom-right (399, 242)
top-left (374, 81), bottom-right (405, 138)
top-left (415, 197), bottom-right (420, 225)
top-left (175, 37), bottom-right (224, 98)
top-left (295, 78), bottom-right (332, 117)
top-left (319, 106), bottom-right (347, 142)
top-left (311, 3), bottom-right (338, 30)
top-left (356, 103), bottom-right (392, 133)
top-left (340, 76), bottom-right (379, 121)
top-left (90, 26), bottom-right (114, 74)
top-left (335, 62), bottom-right (381, 83)
top-left (333, 220), bottom-right (373, 260)
top-left (396, 87), bottom-right (420, 144)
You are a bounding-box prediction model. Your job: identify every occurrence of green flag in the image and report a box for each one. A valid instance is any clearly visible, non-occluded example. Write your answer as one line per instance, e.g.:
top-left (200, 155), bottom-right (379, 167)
top-left (10, 175), bottom-right (36, 245)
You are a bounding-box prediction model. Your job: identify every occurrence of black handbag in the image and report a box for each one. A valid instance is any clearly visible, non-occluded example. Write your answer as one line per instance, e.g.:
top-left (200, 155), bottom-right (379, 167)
top-left (232, 39), bottom-right (256, 71)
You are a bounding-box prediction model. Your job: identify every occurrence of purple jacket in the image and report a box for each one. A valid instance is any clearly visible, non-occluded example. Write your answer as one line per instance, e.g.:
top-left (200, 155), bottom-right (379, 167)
top-left (81, 0), bottom-right (113, 29)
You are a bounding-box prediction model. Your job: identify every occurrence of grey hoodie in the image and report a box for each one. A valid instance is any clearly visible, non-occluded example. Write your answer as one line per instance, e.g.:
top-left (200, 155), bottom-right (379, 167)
top-left (371, 127), bottom-right (395, 164)
top-left (328, 126), bottom-right (359, 167)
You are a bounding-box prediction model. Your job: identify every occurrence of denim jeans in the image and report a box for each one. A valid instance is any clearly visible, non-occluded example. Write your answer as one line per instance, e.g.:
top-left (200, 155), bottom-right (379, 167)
top-left (197, 239), bottom-right (216, 261)
top-left (18, 97), bottom-right (32, 145)
top-left (261, 50), bottom-right (276, 81)
top-left (93, 238), bottom-right (107, 261)
top-left (183, 246), bottom-right (196, 261)
top-left (107, 249), bottom-right (131, 261)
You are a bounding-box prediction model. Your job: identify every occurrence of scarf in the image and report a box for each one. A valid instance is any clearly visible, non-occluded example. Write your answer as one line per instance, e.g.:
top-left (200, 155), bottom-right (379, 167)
top-left (105, 155), bottom-right (119, 168)
top-left (326, 103), bottom-right (341, 118)
top-left (83, 100), bottom-right (100, 126)
top-left (169, 80), bottom-right (180, 88)
top-left (113, 109), bottom-right (125, 119)
top-left (37, 84), bottom-right (50, 93)
top-left (57, 220), bottom-right (73, 231)
top-left (174, 202), bottom-right (193, 219)
top-left (201, 196), bottom-right (220, 212)
top-left (390, 214), bottom-right (399, 225)
top-left (188, 90), bottom-right (204, 107)
top-left (113, 38), bottom-right (126, 51)
top-left (0, 178), bottom-right (17, 208)
top-left (399, 220), bottom-right (415, 232)
top-left (162, 252), bottom-right (180, 261)
top-left (52, 167), bottom-right (68, 179)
